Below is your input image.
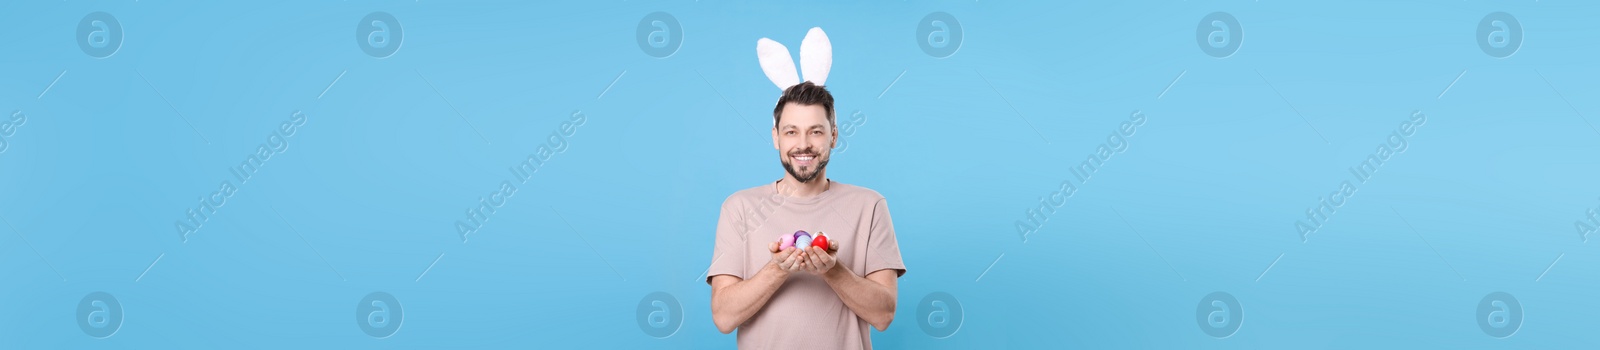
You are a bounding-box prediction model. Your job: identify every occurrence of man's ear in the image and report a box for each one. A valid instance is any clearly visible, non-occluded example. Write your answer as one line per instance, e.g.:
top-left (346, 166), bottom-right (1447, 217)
top-left (772, 127), bottom-right (780, 151)
top-left (830, 125), bottom-right (839, 149)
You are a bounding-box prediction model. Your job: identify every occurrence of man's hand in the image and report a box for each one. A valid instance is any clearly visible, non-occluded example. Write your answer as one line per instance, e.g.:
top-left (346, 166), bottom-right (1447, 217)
top-left (805, 239), bottom-right (898, 332)
top-left (710, 241), bottom-right (809, 334)
top-left (769, 242), bottom-right (804, 273)
top-left (797, 241), bottom-right (839, 275)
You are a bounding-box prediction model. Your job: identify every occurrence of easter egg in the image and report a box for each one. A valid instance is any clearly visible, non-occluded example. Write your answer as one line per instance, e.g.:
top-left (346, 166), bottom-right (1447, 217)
top-left (780, 234), bottom-right (797, 250)
top-left (811, 232), bottom-right (829, 251)
top-left (795, 235), bottom-right (813, 250)
top-left (793, 231), bottom-right (812, 247)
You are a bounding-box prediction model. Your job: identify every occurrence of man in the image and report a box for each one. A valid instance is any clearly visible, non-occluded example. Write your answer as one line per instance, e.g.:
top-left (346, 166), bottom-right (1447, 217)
top-left (706, 81), bottom-right (906, 349)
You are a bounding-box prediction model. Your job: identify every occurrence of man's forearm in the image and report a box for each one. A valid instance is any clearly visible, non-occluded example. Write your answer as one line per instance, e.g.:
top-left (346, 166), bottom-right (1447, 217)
top-left (821, 264), bottom-right (897, 331)
top-left (711, 263), bottom-right (788, 333)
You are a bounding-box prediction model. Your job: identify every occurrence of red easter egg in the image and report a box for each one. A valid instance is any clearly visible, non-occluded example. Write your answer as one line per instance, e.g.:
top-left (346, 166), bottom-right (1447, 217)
top-left (811, 232), bottom-right (829, 251)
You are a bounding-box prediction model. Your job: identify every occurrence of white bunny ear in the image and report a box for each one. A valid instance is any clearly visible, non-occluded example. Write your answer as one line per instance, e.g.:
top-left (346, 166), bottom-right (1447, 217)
top-left (799, 27), bottom-right (832, 86)
top-left (756, 38), bottom-right (800, 91)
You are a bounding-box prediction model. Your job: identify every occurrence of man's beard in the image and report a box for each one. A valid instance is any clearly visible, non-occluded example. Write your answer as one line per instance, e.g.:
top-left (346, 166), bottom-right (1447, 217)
top-left (780, 147), bottom-right (830, 183)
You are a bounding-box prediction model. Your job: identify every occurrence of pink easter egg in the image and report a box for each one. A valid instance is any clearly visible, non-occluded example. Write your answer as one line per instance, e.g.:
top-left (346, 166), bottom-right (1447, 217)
top-left (780, 234), bottom-right (797, 250)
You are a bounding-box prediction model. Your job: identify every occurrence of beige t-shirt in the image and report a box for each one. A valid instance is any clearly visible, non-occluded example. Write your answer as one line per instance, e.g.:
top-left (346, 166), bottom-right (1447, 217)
top-left (707, 180), bottom-right (906, 350)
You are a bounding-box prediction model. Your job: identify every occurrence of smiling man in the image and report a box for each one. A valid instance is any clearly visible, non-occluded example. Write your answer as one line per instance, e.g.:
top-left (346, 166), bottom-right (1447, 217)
top-left (707, 82), bottom-right (906, 349)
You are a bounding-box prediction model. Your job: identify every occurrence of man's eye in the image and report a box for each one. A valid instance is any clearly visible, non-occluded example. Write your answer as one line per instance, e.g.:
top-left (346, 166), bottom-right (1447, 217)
top-left (785, 131), bottom-right (796, 135)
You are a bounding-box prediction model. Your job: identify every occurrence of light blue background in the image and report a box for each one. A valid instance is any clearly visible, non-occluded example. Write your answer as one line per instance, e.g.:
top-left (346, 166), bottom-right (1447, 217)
top-left (1, 1), bottom-right (1597, 348)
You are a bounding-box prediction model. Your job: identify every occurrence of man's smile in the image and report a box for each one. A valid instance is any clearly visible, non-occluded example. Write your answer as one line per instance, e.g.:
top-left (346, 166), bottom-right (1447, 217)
top-left (791, 153), bottom-right (818, 166)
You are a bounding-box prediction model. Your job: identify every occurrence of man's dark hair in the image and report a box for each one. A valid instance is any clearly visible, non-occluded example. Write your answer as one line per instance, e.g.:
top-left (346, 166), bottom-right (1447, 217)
top-left (772, 81), bottom-right (835, 128)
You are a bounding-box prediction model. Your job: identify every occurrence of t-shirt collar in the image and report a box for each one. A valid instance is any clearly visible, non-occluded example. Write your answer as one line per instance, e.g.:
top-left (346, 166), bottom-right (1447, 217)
top-left (772, 178), bottom-right (834, 203)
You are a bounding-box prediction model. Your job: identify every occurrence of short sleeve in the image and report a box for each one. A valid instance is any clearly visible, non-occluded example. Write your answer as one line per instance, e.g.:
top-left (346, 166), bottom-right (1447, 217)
top-left (706, 196), bottom-right (749, 284)
top-left (865, 198), bottom-right (906, 277)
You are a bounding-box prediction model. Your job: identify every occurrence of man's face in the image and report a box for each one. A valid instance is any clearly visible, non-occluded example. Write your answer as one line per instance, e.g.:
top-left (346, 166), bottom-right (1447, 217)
top-left (772, 103), bottom-right (836, 184)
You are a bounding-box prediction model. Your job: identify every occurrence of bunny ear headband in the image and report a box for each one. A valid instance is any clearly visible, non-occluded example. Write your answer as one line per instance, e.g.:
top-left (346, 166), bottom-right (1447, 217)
top-left (756, 27), bottom-right (832, 91)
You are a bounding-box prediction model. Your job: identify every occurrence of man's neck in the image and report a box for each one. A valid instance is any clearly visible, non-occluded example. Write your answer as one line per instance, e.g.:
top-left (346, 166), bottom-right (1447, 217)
top-left (777, 173), bottom-right (831, 198)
